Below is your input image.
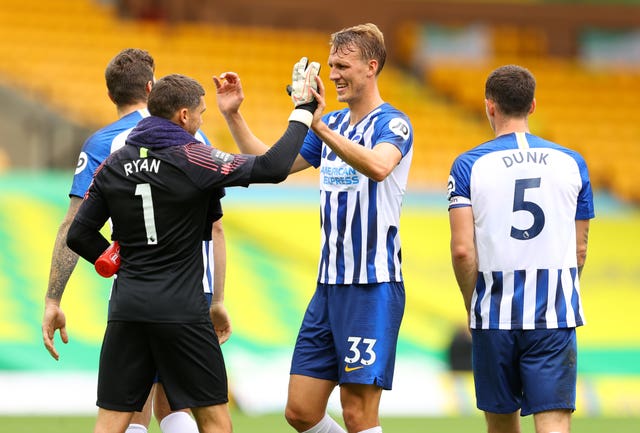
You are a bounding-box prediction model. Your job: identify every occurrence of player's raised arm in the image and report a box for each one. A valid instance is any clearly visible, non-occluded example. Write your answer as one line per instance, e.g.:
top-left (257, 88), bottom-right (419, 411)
top-left (214, 57), bottom-right (321, 174)
top-left (213, 71), bottom-right (266, 154)
top-left (248, 64), bottom-right (324, 182)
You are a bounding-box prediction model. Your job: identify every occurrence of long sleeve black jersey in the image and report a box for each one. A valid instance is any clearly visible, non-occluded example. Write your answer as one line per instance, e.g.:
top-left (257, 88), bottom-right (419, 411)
top-left (69, 115), bottom-right (307, 323)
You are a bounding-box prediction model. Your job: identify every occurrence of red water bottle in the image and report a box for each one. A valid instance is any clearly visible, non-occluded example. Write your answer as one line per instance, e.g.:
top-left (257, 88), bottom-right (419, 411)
top-left (95, 241), bottom-right (120, 278)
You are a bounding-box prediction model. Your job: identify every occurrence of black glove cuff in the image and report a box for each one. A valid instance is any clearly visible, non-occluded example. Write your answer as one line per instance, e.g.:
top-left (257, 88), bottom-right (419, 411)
top-left (297, 99), bottom-right (318, 113)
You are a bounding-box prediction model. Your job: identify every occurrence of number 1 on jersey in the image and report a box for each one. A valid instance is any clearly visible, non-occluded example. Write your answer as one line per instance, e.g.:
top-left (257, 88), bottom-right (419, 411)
top-left (135, 183), bottom-right (158, 245)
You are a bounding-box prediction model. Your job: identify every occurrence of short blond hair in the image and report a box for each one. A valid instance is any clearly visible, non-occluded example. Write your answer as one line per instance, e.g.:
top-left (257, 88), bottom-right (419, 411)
top-left (330, 23), bottom-right (386, 75)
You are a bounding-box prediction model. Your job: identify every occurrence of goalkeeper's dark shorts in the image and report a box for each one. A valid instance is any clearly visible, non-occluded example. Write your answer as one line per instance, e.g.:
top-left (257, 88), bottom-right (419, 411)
top-left (97, 320), bottom-right (228, 412)
top-left (153, 293), bottom-right (213, 384)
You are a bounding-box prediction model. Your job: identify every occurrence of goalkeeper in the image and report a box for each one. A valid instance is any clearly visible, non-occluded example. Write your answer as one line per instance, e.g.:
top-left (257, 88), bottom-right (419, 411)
top-left (64, 61), bottom-right (323, 433)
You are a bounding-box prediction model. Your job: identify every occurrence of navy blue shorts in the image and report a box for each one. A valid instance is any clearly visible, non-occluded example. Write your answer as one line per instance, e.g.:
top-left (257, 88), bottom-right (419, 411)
top-left (472, 328), bottom-right (577, 416)
top-left (290, 282), bottom-right (405, 390)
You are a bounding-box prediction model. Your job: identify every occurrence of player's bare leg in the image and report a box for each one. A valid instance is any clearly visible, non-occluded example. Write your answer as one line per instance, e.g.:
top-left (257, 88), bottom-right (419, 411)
top-left (127, 386), bottom-right (153, 431)
top-left (484, 411), bottom-right (521, 433)
top-left (94, 408), bottom-right (134, 433)
top-left (153, 382), bottom-right (174, 419)
top-left (285, 374), bottom-right (337, 431)
top-left (533, 409), bottom-right (571, 433)
top-left (191, 403), bottom-right (232, 433)
top-left (154, 383), bottom-right (197, 433)
top-left (339, 383), bottom-right (382, 433)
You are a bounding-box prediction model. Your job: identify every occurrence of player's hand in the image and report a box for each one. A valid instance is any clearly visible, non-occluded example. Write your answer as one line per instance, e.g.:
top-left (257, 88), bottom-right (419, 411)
top-left (213, 72), bottom-right (244, 116)
top-left (287, 57), bottom-right (321, 127)
top-left (309, 75), bottom-right (326, 130)
top-left (209, 301), bottom-right (232, 344)
top-left (42, 300), bottom-right (68, 360)
top-left (288, 56), bottom-right (321, 108)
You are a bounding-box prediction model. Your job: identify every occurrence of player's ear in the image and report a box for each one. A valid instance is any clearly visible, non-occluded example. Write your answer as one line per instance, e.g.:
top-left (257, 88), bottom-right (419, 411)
top-left (367, 58), bottom-right (378, 77)
top-left (179, 107), bottom-right (190, 125)
top-left (170, 108), bottom-right (188, 127)
top-left (146, 80), bottom-right (153, 94)
top-left (529, 98), bottom-right (536, 115)
top-left (485, 98), bottom-right (495, 116)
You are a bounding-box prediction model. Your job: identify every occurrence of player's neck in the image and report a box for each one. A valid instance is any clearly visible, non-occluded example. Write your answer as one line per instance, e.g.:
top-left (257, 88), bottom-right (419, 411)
top-left (348, 92), bottom-right (384, 125)
top-left (493, 117), bottom-right (529, 137)
top-left (117, 102), bottom-right (148, 119)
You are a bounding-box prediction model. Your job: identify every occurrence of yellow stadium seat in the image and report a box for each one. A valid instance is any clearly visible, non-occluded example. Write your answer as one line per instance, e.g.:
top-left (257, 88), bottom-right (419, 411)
top-left (0, 3), bottom-right (638, 198)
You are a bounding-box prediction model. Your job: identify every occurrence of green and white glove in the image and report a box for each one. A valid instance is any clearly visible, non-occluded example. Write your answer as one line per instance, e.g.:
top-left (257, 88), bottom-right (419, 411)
top-left (288, 56), bottom-right (320, 127)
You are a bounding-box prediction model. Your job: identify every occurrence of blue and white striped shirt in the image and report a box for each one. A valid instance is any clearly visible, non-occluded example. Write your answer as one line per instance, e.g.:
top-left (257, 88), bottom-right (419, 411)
top-left (448, 132), bottom-right (595, 330)
top-left (301, 103), bottom-right (413, 284)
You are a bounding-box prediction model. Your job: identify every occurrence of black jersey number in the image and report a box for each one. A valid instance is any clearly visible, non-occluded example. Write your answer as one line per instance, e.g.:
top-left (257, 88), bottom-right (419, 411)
top-left (135, 183), bottom-right (158, 245)
top-left (510, 177), bottom-right (545, 240)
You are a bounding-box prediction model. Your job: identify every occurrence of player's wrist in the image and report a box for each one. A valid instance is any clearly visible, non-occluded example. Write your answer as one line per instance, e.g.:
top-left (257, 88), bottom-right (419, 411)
top-left (288, 109), bottom-right (313, 128)
top-left (44, 297), bottom-right (61, 307)
top-left (219, 107), bottom-right (241, 119)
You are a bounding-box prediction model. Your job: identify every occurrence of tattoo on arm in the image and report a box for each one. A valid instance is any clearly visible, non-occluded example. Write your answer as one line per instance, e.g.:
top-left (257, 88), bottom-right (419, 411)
top-left (46, 226), bottom-right (80, 301)
top-left (582, 225), bottom-right (589, 245)
top-left (47, 249), bottom-right (79, 300)
top-left (46, 199), bottom-right (83, 301)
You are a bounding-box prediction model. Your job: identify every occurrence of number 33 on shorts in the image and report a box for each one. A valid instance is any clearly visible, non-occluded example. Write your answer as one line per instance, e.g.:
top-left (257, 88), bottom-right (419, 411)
top-left (344, 336), bottom-right (377, 371)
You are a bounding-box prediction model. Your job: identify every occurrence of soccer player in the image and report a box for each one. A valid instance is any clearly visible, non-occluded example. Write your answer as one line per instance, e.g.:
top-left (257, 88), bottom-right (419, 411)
top-left (41, 48), bottom-right (225, 433)
top-left (447, 64), bottom-right (595, 433)
top-left (64, 69), bottom-right (323, 433)
top-left (214, 23), bottom-right (413, 433)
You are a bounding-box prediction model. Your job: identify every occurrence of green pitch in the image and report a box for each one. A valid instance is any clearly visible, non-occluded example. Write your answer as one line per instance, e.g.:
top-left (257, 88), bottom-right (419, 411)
top-left (0, 413), bottom-right (638, 432)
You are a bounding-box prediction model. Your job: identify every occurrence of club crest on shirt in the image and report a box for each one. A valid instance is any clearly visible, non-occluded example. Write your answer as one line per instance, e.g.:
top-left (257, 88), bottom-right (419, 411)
top-left (447, 175), bottom-right (456, 200)
top-left (210, 149), bottom-right (234, 165)
top-left (75, 151), bottom-right (88, 174)
top-left (388, 117), bottom-right (410, 141)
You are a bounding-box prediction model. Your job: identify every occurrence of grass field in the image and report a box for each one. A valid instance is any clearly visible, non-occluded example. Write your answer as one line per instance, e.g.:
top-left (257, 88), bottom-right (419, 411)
top-left (0, 412), bottom-right (638, 432)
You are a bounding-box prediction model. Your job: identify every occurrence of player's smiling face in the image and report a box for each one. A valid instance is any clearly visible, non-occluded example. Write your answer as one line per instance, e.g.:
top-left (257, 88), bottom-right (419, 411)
top-left (328, 44), bottom-right (369, 104)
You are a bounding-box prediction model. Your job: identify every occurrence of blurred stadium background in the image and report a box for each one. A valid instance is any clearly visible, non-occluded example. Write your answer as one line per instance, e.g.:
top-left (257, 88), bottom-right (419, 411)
top-left (0, 0), bottom-right (639, 427)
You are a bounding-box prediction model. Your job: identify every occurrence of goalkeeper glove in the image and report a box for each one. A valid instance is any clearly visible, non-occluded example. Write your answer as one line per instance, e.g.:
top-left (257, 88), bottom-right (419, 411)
top-left (288, 56), bottom-right (320, 127)
top-left (95, 241), bottom-right (120, 278)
